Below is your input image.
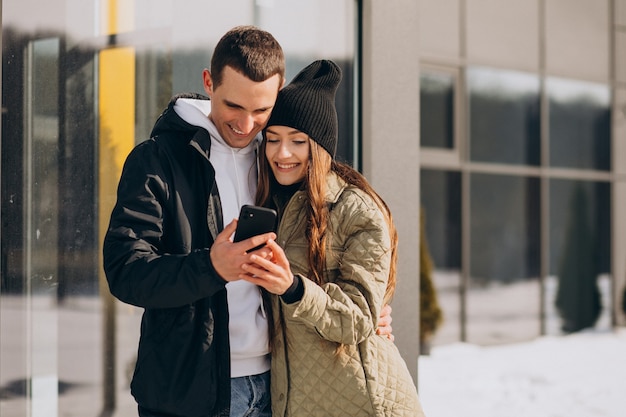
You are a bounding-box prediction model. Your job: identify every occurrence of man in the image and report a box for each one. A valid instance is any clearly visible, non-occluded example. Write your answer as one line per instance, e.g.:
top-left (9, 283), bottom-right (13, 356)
top-left (104, 25), bottom-right (281, 417)
top-left (104, 25), bottom-right (393, 417)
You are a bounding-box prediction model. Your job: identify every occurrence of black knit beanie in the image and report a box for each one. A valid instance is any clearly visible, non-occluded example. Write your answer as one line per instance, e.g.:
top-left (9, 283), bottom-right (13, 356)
top-left (266, 59), bottom-right (342, 157)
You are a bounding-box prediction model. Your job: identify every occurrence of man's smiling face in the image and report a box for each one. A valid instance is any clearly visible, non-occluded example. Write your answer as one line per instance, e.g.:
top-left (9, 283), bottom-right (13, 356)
top-left (204, 66), bottom-right (282, 149)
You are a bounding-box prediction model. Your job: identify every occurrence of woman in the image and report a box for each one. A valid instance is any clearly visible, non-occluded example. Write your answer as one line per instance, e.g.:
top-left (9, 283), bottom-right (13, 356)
top-left (240, 60), bottom-right (426, 416)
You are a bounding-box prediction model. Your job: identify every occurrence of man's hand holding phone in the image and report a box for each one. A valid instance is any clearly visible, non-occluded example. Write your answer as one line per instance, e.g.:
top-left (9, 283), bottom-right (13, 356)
top-left (210, 206), bottom-right (278, 282)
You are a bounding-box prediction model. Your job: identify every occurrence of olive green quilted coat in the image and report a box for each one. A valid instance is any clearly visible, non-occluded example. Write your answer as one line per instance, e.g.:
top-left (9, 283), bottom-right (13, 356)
top-left (269, 173), bottom-right (426, 417)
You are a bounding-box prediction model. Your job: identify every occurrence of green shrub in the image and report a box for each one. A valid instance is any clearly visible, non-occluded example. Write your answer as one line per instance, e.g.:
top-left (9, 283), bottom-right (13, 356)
top-left (420, 208), bottom-right (443, 352)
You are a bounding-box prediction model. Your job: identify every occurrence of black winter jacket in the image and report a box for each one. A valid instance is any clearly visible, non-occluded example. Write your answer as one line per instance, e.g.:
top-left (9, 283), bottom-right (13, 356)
top-left (103, 93), bottom-right (231, 417)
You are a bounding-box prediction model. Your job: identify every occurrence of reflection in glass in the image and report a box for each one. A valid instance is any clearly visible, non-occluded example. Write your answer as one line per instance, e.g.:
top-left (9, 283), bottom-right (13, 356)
top-left (468, 173), bottom-right (540, 344)
top-left (136, 46), bottom-right (173, 143)
top-left (468, 67), bottom-right (540, 166)
top-left (420, 72), bottom-right (454, 149)
top-left (420, 169), bottom-right (462, 345)
top-left (26, 37), bottom-right (61, 416)
top-left (547, 179), bottom-right (611, 335)
top-left (547, 78), bottom-right (611, 171)
top-left (1, 1), bottom-right (358, 415)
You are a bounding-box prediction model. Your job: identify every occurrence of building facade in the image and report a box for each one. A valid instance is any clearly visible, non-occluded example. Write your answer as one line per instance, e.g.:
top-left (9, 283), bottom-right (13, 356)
top-left (0, 0), bottom-right (624, 416)
top-left (419, 0), bottom-right (626, 348)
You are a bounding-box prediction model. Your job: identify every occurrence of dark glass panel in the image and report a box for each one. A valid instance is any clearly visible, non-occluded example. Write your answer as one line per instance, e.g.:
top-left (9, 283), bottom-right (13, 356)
top-left (421, 169), bottom-right (462, 345)
top-left (468, 67), bottom-right (540, 166)
top-left (548, 78), bottom-right (611, 171)
top-left (420, 72), bottom-right (454, 149)
top-left (467, 173), bottom-right (541, 344)
top-left (547, 179), bottom-right (611, 334)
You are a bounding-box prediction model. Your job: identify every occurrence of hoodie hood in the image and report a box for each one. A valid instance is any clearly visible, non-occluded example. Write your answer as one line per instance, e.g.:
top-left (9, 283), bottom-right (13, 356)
top-left (150, 93), bottom-right (210, 139)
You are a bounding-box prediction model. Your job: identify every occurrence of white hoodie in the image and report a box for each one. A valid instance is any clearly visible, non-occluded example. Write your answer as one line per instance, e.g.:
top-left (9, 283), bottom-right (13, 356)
top-left (174, 98), bottom-right (270, 378)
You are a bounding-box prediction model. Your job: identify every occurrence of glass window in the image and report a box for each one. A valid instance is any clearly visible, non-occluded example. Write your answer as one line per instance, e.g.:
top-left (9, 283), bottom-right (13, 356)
top-left (1, 36), bottom-right (63, 417)
top-left (468, 67), bottom-right (540, 166)
top-left (547, 78), bottom-right (611, 171)
top-left (420, 169), bottom-right (462, 345)
top-left (467, 173), bottom-right (541, 344)
top-left (420, 72), bottom-right (454, 149)
top-left (546, 179), bottom-right (611, 335)
top-left (1, 1), bottom-right (358, 415)
top-left (421, 66), bottom-right (616, 348)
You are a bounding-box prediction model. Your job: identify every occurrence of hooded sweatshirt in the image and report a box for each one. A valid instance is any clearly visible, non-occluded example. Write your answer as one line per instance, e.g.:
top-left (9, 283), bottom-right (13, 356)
top-left (174, 98), bottom-right (270, 378)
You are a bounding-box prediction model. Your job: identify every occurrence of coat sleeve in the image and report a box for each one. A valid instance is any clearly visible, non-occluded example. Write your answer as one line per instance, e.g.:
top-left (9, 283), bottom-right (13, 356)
top-left (281, 192), bottom-right (390, 345)
top-left (102, 141), bottom-right (226, 309)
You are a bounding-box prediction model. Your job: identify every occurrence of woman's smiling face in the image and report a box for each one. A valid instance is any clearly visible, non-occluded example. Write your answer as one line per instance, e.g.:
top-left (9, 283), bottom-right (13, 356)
top-left (264, 125), bottom-right (310, 185)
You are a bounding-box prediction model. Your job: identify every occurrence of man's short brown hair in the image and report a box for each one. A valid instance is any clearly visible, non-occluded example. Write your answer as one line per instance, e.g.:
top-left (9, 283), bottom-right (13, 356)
top-left (210, 25), bottom-right (285, 89)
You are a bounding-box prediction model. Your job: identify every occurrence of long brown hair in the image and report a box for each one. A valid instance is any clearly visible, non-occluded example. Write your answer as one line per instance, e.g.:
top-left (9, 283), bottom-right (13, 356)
top-left (256, 138), bottom-right (398, 304)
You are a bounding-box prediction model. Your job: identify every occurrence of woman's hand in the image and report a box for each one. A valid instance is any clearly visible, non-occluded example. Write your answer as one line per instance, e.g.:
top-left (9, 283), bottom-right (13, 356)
top-left (239, 239), bottom-right (294, 295)
top-left (376, 304), bottom-right (395, 342)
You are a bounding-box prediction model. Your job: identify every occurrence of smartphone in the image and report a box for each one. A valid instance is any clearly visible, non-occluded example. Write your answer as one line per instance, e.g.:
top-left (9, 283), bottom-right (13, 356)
top-left (233, 205), bottom-right (278, 252)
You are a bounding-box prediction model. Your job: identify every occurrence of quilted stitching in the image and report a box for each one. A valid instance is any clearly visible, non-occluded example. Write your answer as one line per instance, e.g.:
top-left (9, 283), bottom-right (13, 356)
top-left (270, 173), bottom-right (426, 417)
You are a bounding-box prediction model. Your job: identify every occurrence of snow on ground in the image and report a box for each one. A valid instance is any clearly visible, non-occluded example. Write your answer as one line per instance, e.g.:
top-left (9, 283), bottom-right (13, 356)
top-left (418, 328), bottom-right (626, 417)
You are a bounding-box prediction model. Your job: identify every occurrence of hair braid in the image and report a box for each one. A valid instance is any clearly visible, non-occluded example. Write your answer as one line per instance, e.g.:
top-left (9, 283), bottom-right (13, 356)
top-left (305, 143), bottom-right (331, 285)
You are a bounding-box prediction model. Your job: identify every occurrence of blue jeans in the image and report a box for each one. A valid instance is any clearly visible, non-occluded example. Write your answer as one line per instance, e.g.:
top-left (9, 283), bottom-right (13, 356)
top-left (230, 371), bottom-right (271, 417)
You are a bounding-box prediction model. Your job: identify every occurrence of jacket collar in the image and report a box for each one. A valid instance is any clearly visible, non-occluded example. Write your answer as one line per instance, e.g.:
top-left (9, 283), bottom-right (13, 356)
top-left (289, 172), bottom-right (348, 204)
top-left (324, 171), bottom-right (348, 204)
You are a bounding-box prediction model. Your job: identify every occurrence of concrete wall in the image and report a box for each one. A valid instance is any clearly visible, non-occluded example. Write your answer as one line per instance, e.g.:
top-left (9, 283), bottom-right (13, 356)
top-left (361, 0), bottom-right (421, 383)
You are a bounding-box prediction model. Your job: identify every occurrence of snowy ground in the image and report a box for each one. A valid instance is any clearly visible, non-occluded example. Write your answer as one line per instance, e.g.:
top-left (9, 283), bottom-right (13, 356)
top-left (418, 328), bottom-right (626, 417)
